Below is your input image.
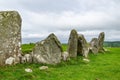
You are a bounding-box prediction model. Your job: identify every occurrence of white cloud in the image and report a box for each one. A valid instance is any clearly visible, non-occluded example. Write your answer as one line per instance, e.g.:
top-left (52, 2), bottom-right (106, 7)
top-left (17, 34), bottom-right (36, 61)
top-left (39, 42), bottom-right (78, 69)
top-left (0, 0), bottom-right (120, 43)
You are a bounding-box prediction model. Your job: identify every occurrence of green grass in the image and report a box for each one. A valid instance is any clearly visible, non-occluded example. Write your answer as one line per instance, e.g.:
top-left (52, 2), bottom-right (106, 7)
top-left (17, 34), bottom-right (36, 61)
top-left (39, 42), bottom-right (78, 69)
top-left (62, 44), bottom-right (68, 51)
top-left (0, 44), bottom-right (120, 80)
top-left (21, 43), bottom-right (35, 54)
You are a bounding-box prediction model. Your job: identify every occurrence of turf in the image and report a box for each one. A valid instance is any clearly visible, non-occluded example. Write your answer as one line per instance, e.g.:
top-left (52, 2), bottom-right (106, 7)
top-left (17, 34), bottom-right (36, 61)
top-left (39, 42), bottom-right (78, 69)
top-left (21, 43), bottom-right (35, 54)
top-left (0, 44), bottom-right (120, 80)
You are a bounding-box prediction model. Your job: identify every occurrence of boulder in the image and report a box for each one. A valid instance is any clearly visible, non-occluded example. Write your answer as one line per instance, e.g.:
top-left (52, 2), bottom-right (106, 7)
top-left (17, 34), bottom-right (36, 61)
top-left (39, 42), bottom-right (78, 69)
top-left (89, 32), bottom-right (105, 54)
top-left (14, 56), bottom-right (21, 64)
top-left (0, 11), bottom-right (22, 66)
top-left (89, 38), bottom-right (99, 54)
top-left (20, 54), bottom-right (33, 63)
top-left (21, 56), bottom-right (26, 63)
top-left (5, 57), bottom-right (15, 65)
top-left (24, 54), bottom-right (32, 63)
top-left (32, 33), bottom-right (63, 64)
top-left (77, 34), bottom-right (89, 58)
top-left (61, 51), bottom-right (69, 61)
top-left (67, 29), bottom-right (78, 58)
top-left (98, 32), bottom-right (105, 53)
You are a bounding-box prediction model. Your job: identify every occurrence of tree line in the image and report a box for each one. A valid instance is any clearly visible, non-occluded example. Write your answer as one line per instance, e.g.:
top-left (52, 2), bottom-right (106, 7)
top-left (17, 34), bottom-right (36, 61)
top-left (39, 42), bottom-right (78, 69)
top-left (104, 41), bottom-right (120, 47)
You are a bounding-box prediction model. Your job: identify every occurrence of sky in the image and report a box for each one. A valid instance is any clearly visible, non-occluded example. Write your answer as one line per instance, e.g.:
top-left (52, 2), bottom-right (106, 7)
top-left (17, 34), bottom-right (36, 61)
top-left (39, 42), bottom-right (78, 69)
top-left (0, 0), bottom-right (120, 43)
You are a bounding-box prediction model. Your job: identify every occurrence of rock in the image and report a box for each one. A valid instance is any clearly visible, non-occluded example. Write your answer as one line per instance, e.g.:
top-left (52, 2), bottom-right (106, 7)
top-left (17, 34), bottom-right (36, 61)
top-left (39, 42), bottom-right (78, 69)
top-left (14, 56), bottom-right (20, 64)
top-left (32, 33), bottom-right (63, 64)
top-left (62, 51), bottom-right (70, 61)
top-left (77, 34), bottom-right (89, 58)
top-left (0, 11), bottom-right (22, 66)
top-left (67, 29), bottom-right (78, 58)
top-left (5, 57), bottom-right (15, 65)
top-left (25, 68), bottom-right (32, 73)
top-left (89, 38), bottom-right (99, 54)
top-left (24, 54), bottom-right (32, 63)
top-left (39, 66), bottom-right (48, 70)
top-left (95, 78), bottom-right (100, 80)
top-left (89, 32), bottom-right (105, 54)
top-left (98, 32), bottom-right (105, 53)
top-left (21, 56), bottom-right (26, 63)
top-left (20, 54), bottom-right (32, 63)
top-left (83, 58), bottom-right (90, 62)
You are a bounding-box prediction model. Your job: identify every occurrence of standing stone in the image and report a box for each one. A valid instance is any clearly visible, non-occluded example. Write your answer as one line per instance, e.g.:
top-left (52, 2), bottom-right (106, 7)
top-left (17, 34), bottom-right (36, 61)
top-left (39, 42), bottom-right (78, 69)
top-left (98, 32), bottom-right (105, 53)
top-left (89, 32), bottom-right (105, 54)
top-left (89, 38), bottom-right (99, 54)
top-left (32, 33), bottom-right (63, 64)
top-left (77, 34), bottom-right (89, 58)
top-left (67, 29), bottom-right (78, 58)
top-left (0, 11), bottom-right (22, 66)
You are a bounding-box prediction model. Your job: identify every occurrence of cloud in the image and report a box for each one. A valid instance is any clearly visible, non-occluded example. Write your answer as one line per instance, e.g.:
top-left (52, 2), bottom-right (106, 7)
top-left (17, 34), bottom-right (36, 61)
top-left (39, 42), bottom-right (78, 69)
top-left (0, 0), bottom-right (120, 43)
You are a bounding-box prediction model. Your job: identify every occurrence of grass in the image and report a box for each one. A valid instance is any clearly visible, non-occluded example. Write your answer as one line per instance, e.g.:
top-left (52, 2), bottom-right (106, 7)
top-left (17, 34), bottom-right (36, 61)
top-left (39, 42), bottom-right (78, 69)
top-left (0, 44), bottom-right (120, 80)
top-left (21, 43), bottom-right (35, 54)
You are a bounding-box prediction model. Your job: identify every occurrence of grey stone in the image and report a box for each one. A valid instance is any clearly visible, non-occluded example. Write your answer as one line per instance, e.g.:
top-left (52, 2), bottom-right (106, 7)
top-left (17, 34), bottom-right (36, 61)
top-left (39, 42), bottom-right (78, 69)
top-left (21, 56), bottom-right (26, 63)
top-left (67, 29), bottom-right (78, 58)
top-left (89, 38), bottom-right (99, 54)
top-left (24, 54), bottom-right (32, 63)
top-left (62, 51), bottom-right (69, 61)
top-left (32, 33), bottom-right (63, 64)
top-left (14, 56), bottom-right (20, 64)
top-left (0, 11), bottom-right (22, 66)
top-left (5, 56), bottom-right (20, 65)
top-left (77, 34), bottom-right (89, 58)
top-left (5, 57), bottom-right (15, 65)
top-left (83, 58), bottom-right (90, 62)
top-left (98, 32), bottom-right (105, 53)
top-left (89, 32), bottom-right (105, 54)
top-left (25, 68), bottom-right (32, 73)
top-left (39, 66), bottom-right (48, 70)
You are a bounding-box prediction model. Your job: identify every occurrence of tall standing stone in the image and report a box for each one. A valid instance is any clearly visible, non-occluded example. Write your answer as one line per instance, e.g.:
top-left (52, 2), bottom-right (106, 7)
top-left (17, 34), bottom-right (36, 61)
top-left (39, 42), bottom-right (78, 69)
top-left (77, 34), bottom-right (89, 58)
top-left (67, 29), bottom-right (78, 58)
top-left (98, 32), bottom-right (105, 53)
top-left (89, 32), bottom-right (105, 54)
top-left (89, 38), bottom-right (99, 54)
top-left (0, 11), bottom-right (22, 66)
top-left (32, 33), bottom-right (63, 64)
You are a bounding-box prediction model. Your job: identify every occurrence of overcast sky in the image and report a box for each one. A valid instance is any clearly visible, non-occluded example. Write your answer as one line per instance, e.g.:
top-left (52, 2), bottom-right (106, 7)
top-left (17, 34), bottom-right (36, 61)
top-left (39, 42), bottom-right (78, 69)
top-left (0, 0), bottom-right (120, 43)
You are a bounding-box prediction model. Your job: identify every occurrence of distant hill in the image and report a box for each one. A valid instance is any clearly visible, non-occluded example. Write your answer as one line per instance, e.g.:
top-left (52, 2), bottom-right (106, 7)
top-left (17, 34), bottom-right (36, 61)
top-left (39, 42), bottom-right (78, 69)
top-left (104, 41), bottom-right (120, 47)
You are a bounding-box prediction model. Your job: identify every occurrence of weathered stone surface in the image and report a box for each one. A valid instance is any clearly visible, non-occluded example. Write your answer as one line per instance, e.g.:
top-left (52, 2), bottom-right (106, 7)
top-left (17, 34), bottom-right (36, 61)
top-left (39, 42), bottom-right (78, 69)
top-left (98, 32), bottom-right (105, 53)
top-left (21, 56), bottom-right (26, 63)
top-left (20, 54), bottom-right (33, 63)
top-left (83, 58), bottom-right (90, 63)
top-left (89, 38), bottom-right (99, 54)
top-left (90, 32), bottom-right (105, 54)
top-left (32, 33), bottom-right (63, 64)
top-left (77, 34), bottom-right (89, 58)
top-left (39, 66), bottom-right (48, 70)
top-left (24, 54), bottom-right (32, 63)
top-left (25, 68), bottom-right (32, 73)
top-left (61, 51), bottom-right (69, 61)
top-left (0, 11), bottom-right (22, 66)
top-left (5, 57), bottom-right (15, 65)
top-left (67, 29), bottom-right (78, 58)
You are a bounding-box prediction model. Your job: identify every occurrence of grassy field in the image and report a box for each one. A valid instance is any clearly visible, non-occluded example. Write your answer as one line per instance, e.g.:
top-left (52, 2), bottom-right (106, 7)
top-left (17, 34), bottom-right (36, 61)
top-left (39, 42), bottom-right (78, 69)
top-left (0, 44), bottom-right (120, 80)
top-left (21, 43), bottom-right (35, 54)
